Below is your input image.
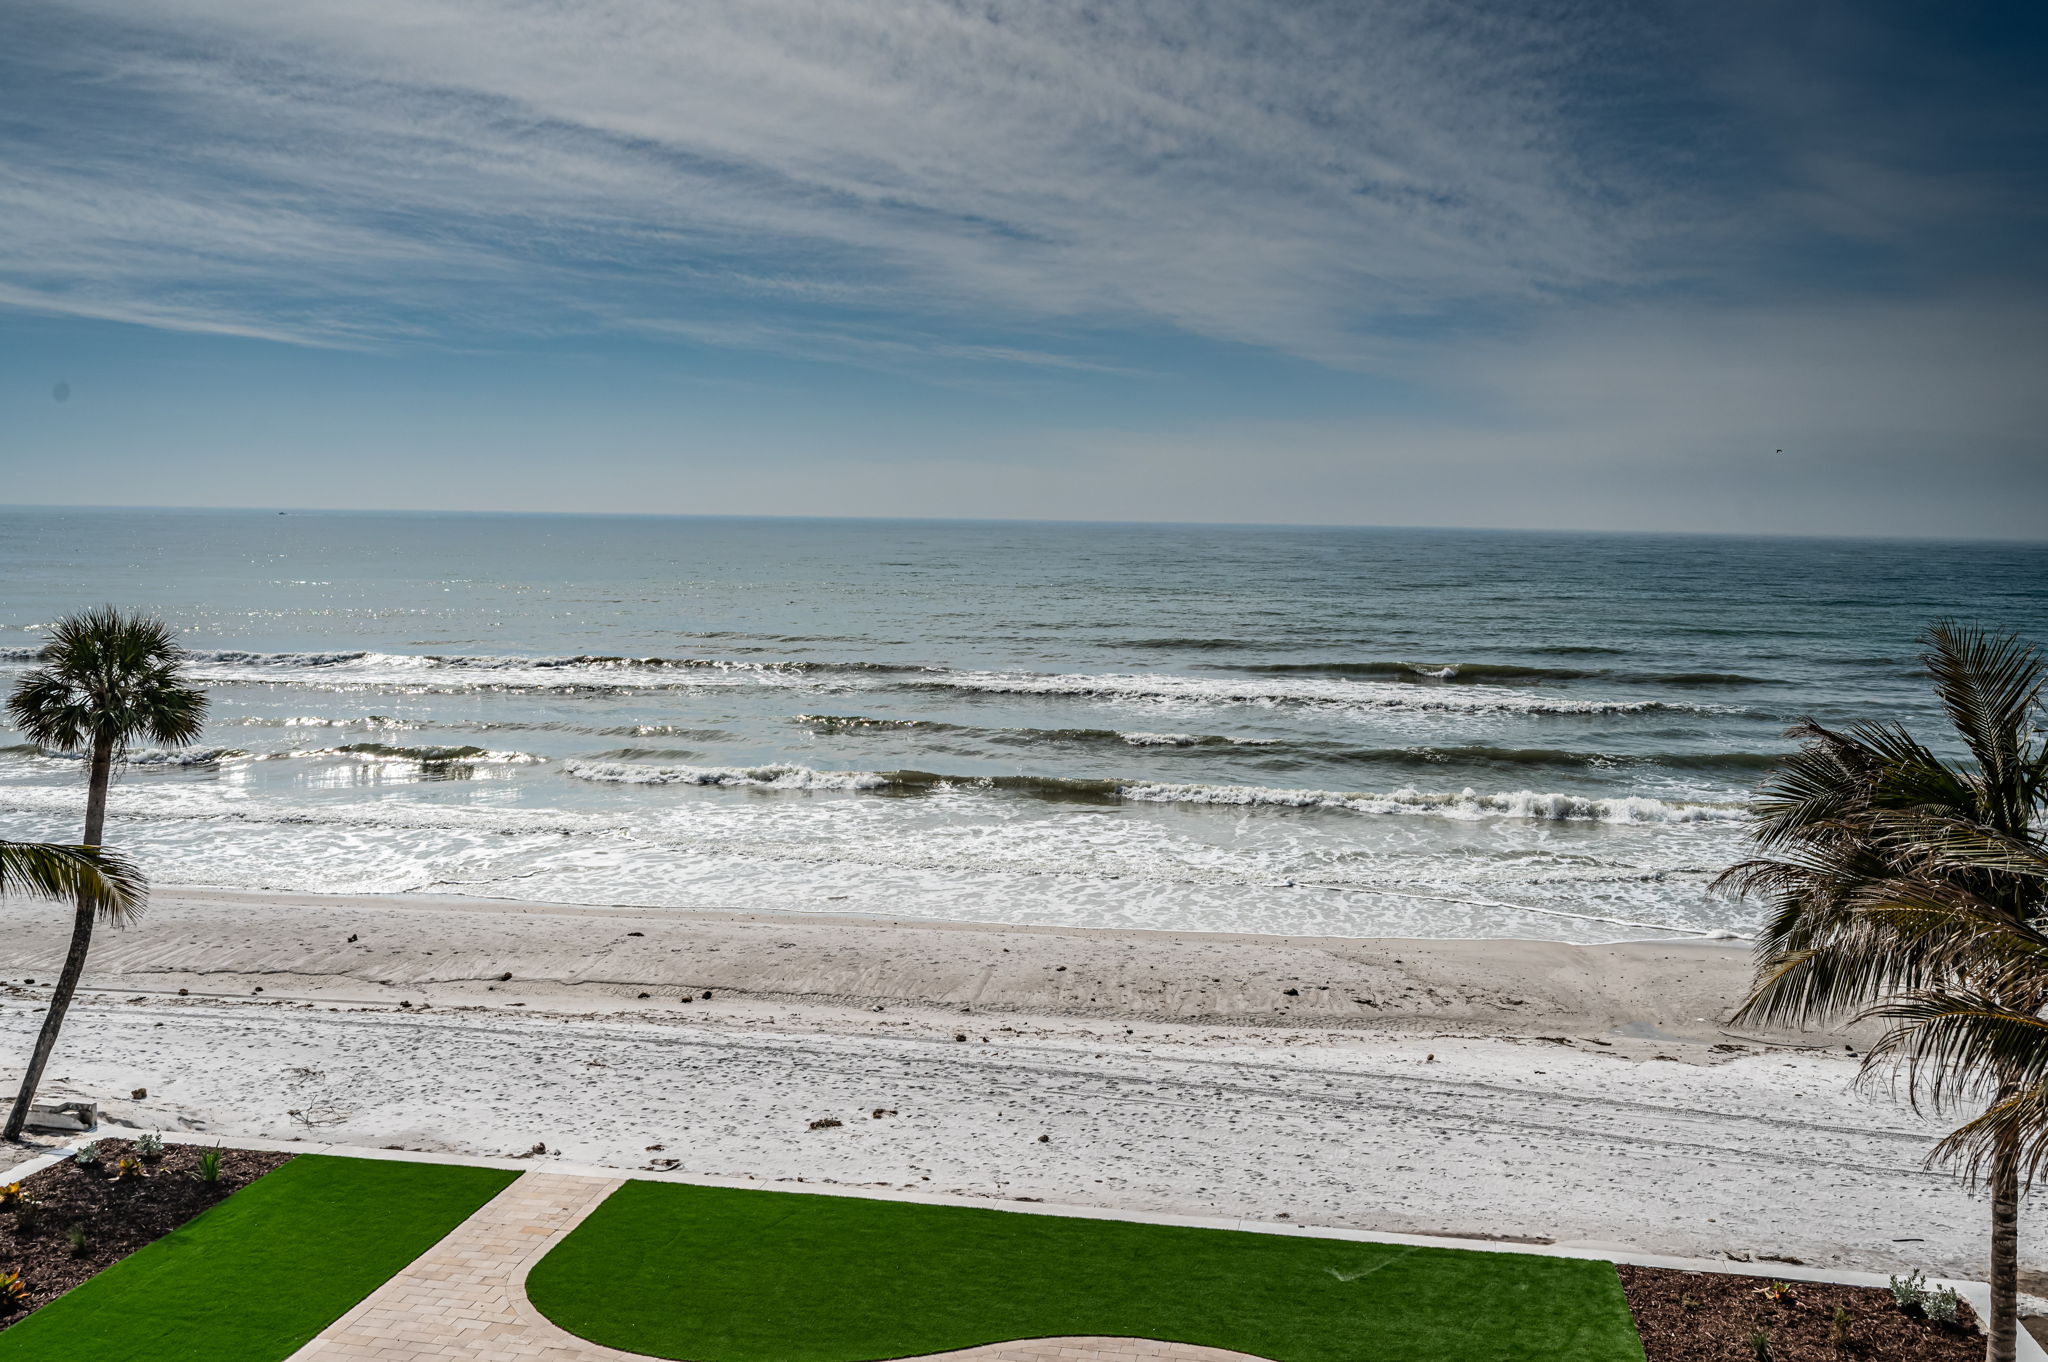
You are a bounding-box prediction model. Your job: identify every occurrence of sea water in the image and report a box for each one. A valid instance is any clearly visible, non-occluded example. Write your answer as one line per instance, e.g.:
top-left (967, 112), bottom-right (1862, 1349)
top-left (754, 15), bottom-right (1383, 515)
top-left (2, 508), bottom-right (2042, 942)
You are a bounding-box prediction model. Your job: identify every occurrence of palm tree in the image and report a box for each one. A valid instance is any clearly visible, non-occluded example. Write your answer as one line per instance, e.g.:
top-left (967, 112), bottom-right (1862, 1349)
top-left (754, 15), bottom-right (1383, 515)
top-left (1723, 622), bottom-right (2048, 1362)
top-left (3, 608), bottom-right (205, 1142)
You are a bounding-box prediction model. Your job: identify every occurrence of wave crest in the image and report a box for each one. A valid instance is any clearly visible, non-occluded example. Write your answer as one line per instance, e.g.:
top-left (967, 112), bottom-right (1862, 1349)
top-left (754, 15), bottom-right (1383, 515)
top-left (562, 759), bottom-right (1740, 822)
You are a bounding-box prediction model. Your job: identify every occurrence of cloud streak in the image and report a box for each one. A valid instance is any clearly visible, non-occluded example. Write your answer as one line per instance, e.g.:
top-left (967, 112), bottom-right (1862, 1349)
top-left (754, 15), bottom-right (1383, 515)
top-left (5, 0), bottom-right (1686, 359)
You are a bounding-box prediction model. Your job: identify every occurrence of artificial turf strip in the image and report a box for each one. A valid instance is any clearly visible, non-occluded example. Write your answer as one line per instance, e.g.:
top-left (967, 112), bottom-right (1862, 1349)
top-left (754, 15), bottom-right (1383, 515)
top-left (0, 1153), bottom-right (518, 1362)
top-left (528, 1181), bottom-right (1648, 1362)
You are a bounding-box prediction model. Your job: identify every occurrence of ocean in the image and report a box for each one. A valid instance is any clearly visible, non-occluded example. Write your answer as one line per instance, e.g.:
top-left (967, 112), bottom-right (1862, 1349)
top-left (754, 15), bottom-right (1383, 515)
top-left (2, 508), bottom-right (2043, 943)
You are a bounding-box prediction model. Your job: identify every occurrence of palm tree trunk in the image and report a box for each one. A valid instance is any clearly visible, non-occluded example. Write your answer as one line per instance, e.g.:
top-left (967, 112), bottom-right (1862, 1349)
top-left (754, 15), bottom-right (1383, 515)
top-left (1989, 1121), bottom-right (2022, 1362)
top-left (3, 735), bottom-right (112, 1142)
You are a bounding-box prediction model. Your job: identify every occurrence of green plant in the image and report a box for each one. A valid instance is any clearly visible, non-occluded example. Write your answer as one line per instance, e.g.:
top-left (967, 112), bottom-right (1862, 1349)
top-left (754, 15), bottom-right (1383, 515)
top-left (134, 1130), bottom-right (164, 1160)
top-left (67, 1224), bottom-right (89, 1257)
top-left (0, 1181), bottom-right (21, 1209)
top-left (111, 1154), bottom-right (148, 1182)
top-left (0, 1269), bottom-right (27, 1313)
top-left (193, 1145), bottom-right (224, 1184)
top-left (1754, 1279), bottom-right (1794, 1303)
top-left (1891, 1268), bottom-right (1931, 1309)
top-left (72, 1139), bottom-right (101, 1167)
top-left (1748, 1326), bottom-right (1773, 1362)
top-left (4, 607), bottom-right (203, 1143)
top-left (0, 840), bottom-right (142, 912)
top-left (1925, 1284), bottom-right (1962, 1324)
top-left (1726, 623), bottom-right (2048, 1362)
top-left (1830, 1303), bottom-right (1854, 1349)
top-left (12, 1193), bottom-right (42, 1235)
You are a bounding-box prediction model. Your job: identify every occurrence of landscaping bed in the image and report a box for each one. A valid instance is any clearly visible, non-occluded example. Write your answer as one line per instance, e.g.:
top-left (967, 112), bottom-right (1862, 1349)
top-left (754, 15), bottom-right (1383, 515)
top-left (1, 1138), bottom-right (291, 1329)
top-left (1619, 1264), bottom-right (1983, 1361)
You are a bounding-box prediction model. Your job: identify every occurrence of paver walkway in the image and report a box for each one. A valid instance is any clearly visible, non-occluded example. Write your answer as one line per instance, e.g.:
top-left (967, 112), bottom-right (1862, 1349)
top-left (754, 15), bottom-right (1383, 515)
top-left (287, 1170), bottom-right (1273, 1362)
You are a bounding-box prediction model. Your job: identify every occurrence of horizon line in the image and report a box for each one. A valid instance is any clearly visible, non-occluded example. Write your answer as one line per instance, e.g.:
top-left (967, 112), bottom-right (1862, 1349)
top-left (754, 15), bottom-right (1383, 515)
top-left (2, 502), bottom-right (2043, 549)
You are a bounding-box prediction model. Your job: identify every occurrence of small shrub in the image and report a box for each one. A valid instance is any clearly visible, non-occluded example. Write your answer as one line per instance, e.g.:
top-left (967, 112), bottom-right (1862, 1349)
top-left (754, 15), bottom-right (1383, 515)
top-left (66, 1224), bottom-right (89, 1257)
top-left (0, 1269), bottom-right (27, 1313)
top-left (71, 1140), bottom-right (101, 1167)
top-left (111, 1154), bottom-right (149, 1182)
top-left (1830, 1303), bottom-right (1855, 1349)
top-left (1888, 1268), bottom-right (1961, 1322)
top-left (1748, 1326), bottom-right (1772, 1361)
top-left (1890, 1268), bottom-right (1929, 1309)
top-left (10, 1194), bottom-right (40, 1236)
top-left (0, 1181), bottom-right (21, 1210)
top-left (192, 1146), bottom-right (224, 1184)
top-left (134, 1130), bottom-right (165, 1160)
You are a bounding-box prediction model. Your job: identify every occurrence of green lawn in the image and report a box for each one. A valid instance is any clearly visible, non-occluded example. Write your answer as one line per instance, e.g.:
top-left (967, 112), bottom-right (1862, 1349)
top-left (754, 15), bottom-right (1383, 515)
top-left (528, 1181), bottom-right (1646, 1362)
top-left (0, 1153), bottom-right (518, 1362)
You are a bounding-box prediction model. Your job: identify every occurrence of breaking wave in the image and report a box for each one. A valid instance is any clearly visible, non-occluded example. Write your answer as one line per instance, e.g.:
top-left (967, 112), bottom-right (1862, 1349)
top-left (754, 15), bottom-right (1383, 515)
top-left (1, 647), bottom-right (1734, 714)
top-left (327, 742), bottom-right (545, 765)
top-left (789, 716), bottom-right (1776, 770)
top-left (9, 745), bottom-right (259, 767)
top-left (1210, 660), bottom-right (1782, 687)
top-left (4, 742), bottom-right (543, 768)
top-left (908, 670), bottom-right (1723, 715)
top-left (561, 759), bottom-right (1740, 822)
top-left (792, 714), bottom-right (1274, 748)
top-left (563, 760), bottom-right (889, 790)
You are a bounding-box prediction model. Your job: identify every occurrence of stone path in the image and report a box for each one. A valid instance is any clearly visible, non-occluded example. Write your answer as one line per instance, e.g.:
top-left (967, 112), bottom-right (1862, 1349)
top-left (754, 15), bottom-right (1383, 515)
top-left (286, 1170), bottom-right (1273, 1362)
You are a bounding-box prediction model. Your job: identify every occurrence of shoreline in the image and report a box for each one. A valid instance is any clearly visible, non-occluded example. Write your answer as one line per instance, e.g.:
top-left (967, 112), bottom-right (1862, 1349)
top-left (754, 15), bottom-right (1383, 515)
top-left (3, 882), bottom-right (1773, 1042)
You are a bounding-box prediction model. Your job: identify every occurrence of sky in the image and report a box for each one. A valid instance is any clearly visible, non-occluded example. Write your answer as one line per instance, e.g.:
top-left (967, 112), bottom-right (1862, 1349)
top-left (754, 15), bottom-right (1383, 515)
top-left (1, 0), bottom-right (2044, 537)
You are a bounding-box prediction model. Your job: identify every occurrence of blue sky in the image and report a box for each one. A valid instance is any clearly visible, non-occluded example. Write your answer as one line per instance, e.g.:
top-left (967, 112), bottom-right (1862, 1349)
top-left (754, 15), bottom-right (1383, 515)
top-left (2, 0), bottom-right (2044, 536)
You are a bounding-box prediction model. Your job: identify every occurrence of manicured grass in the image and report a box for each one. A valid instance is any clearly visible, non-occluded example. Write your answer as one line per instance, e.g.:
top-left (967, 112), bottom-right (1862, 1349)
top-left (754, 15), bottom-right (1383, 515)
top-left (0, 1153), bottom-right (518, 1362)
top-left (529, 1181), bottom-right (1646, 1362)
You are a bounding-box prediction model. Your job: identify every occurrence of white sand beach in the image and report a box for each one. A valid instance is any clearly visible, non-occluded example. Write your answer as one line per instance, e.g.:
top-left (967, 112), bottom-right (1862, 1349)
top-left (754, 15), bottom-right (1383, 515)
top-left (3, 885), bottom-right (2037, 1286)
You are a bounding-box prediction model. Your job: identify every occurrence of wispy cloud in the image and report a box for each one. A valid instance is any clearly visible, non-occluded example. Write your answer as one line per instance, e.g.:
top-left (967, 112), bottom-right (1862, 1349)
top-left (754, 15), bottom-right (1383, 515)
top-left (4, 0), bottom-right (1686, 361)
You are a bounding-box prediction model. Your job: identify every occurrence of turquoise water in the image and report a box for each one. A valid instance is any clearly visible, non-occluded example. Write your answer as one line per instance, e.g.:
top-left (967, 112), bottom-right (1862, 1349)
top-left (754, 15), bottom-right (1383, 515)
top-left (2, 508), bottom-right (2043, 941)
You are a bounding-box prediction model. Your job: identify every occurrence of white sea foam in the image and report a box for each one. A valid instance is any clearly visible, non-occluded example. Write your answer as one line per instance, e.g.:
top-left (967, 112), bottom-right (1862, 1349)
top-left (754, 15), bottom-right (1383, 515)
top-left (6, 742), bottom-right (543, 768)
top-left (919, 669), bottom-right (1720, 716)
top-left (222, 715), bottom-right (426, 729)
top-left (557, 757), bottom-right (1741, 823)
top-left (1117, 782), bottom-right (1743, 823)
top-left (562, 760), bottom-right (889, 789)
top-left (8, 745), bottom-right (265, 767)
top-left (306, 745), bottom-right (547, 765)
top-left (0, 647), bottom-right (1726, 715)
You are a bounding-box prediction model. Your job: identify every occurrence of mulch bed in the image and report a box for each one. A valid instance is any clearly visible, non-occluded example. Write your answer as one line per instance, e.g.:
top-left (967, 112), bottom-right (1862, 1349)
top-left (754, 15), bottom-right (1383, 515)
top-left (1, 1138), bottom-right (293, 1329)
top-left (1620, 1263), bottom-right (1984, 1361)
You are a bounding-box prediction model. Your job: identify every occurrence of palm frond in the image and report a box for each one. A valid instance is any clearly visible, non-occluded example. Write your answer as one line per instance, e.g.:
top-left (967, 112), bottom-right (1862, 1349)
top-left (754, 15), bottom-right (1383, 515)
top-left (1924, 1085), bottom-right (2048, 1189)
top-left (0, 840), bottom-right (147, 921)
top-left (1920, 621), bottom-right (2048, 827)
top-left (1864, 809), bottom-right (2048, 882)
top-left (1862, 991), bottom-right (2048, 1107)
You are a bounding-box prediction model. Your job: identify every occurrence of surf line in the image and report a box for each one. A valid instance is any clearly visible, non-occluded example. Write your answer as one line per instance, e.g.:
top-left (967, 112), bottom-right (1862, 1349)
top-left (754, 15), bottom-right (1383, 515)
top-left (1294, 881), bottom-right (1747, 940)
